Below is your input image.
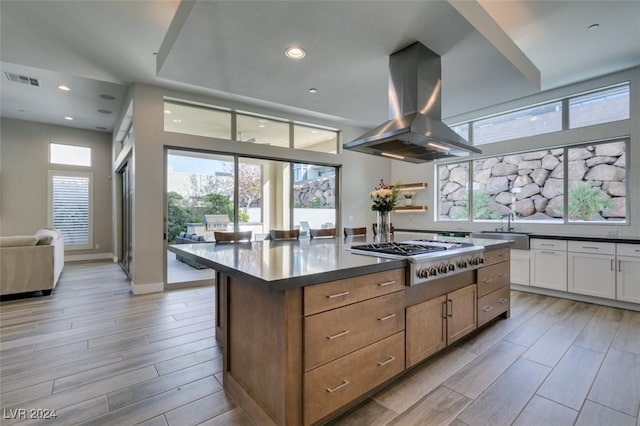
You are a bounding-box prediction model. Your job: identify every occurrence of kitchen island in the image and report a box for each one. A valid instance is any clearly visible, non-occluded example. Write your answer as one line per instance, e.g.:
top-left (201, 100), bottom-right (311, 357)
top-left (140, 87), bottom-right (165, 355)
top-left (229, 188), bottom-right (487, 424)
top-left (169, 234), bottom-right (512, 425)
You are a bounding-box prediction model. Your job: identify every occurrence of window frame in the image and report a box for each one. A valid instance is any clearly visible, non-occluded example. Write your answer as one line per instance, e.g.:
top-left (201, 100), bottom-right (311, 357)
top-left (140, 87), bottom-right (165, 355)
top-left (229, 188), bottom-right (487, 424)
top-left (48, 170), bottom-right (94, 250)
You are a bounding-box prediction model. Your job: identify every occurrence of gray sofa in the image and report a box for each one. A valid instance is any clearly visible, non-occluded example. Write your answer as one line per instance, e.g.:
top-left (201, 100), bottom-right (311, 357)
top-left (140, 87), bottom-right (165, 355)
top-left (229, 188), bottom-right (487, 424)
top-left (0, 229), bottom-right (64, 296)
top-left (174, 232), bottom-right (207, 269)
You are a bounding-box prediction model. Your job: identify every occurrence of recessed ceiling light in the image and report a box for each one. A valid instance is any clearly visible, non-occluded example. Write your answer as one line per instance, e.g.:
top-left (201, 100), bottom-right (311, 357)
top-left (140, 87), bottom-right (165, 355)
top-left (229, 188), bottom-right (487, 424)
top-left (259, 124), bottom-right (266, 128)
top-left (64, 116), bottom-right (73, 121)
top-left (311, 130), bottom-right (319, 134)
top-left (172, 119), bottom-right (182, 123)
top-left (164, 109), bottom-right (172, 114)
top-left (99, 94), bottom-right (115, 100)
top-left (588, 23), bottom-right (599, 30)
top-left (308, 88), bottom-right (318, 94)
top-left (285, 46), bottom-right (306, 60)
top-left (58, 85), bottom-right (71, 91)
top-left (97, 109), bottom-right (112, 114)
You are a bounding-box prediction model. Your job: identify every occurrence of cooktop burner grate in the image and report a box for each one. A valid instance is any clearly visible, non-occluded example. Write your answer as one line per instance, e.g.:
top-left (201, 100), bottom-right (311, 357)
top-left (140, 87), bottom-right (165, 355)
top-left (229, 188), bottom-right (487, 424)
top-left (350, 242), bottom-right (446, 256)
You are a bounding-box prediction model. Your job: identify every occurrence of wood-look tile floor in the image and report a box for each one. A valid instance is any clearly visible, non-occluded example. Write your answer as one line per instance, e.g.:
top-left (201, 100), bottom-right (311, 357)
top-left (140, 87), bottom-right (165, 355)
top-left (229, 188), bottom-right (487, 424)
top-left (1, 262), bottom-right (639, 426)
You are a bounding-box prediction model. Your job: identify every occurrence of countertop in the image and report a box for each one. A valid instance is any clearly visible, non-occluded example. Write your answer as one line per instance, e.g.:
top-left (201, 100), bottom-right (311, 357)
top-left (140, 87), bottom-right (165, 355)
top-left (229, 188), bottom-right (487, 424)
top-left (168, 233), bottom-right (511, 291)
top-left (398, 229), bottom-right (640, 245)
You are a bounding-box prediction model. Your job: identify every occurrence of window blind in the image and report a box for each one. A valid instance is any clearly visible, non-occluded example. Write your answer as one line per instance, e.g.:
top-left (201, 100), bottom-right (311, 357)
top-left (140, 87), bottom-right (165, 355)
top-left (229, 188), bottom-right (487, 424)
top-left (51, 175), bottom-right (90, 245)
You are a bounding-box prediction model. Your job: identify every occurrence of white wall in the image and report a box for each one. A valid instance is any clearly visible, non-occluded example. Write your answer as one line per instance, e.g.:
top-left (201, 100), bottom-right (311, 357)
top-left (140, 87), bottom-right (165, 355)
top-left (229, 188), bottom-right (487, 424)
top-left (0, 118), bottom-right (114, 256)
top-left (391, 66), bottom-right (640, 239)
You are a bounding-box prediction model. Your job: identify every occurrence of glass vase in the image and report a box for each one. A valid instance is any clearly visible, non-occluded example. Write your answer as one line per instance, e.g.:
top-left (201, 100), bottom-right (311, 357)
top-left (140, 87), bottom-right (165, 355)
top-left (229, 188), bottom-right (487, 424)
top-left (376, 210), bottom-right (392, 242)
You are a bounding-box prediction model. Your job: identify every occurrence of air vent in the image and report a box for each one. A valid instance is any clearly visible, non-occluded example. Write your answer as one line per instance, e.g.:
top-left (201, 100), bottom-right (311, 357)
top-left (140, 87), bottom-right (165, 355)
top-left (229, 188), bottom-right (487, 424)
top-left (5, 72), bottom-right (39, 87)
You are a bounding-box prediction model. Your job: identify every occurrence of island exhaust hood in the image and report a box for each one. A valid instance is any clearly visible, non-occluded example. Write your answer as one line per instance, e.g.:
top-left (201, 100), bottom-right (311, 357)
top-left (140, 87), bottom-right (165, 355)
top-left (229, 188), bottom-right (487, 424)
top-left (344, 42), bottom-right (481, 163)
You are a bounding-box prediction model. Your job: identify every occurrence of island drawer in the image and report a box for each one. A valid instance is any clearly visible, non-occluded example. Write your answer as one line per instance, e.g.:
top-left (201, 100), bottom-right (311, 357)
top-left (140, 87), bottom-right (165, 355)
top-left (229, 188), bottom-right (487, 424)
top-left (304, 291), bottom-right (405, 371)
top-left (482, 248), bottom-right (510, 267)
top-left (530, 239), bottom-right (567, 251)
top-left (304, 331), bottom-right (405, 425)
top-left (304, 268), bottom-right (405, 316)
top-left (477, 286), bottom-right (510, 327)
top-left (477, 261), bottom-right (510, 297)
top-left (617, 243), bottom-right (640, 257)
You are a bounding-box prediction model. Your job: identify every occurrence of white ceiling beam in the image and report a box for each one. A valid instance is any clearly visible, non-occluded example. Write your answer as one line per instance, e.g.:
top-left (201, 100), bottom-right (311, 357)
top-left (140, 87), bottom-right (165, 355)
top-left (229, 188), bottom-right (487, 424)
top-left (448, 0), bottom-right (540, 90)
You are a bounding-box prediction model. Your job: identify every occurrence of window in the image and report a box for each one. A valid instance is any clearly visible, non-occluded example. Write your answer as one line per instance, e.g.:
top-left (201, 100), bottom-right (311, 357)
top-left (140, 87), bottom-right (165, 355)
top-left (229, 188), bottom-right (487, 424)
top-left (569, 84), bottom-right (630, 129)
top-left (49, 143), bottom-right (91, 167)
top-left (293, 124), bottom-right (338, 153)
top-left (436, 139), bottom-right (627, 224)
top-left (163, 99), bottom-right (339, 154)
top-left (164, 100), bottom-right (231, 139)
top-left (472, 102), bottom-right (562, 146)
top-left (293, 164), bottom-right (336, 229)
top-left (438, 162), bottom-right (469, 221)
top-left (236, 114), bottom-right (289, 147)
top-left (48, 171), bottom-right (92, 249)
top-left (567, 141), bottom-right (626, 222)
top-left (454, 83), bottom-right (630, 145)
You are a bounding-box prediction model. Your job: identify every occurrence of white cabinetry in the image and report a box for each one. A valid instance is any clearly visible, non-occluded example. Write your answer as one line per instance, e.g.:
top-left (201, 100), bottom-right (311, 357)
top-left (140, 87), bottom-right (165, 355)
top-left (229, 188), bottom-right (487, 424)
top-left (568, 241), bottom-right (616, 299)
top-left (510, 249), bottom-right (530, 286)
top-left (530, 239), bottom-right (567, 291)
top-left (617, 244), bottom-right (640, 303)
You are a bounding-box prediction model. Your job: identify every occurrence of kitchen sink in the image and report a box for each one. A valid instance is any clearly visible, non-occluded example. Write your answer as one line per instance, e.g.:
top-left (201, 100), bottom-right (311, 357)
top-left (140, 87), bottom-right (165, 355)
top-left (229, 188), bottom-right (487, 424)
top-left (470, 231), bottom-right (530, 250)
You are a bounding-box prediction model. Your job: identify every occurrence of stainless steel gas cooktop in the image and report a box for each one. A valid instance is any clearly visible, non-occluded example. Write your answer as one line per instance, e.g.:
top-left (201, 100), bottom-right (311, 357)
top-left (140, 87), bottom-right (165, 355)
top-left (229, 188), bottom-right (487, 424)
top-left (350, 239), bottom-right (484, 285)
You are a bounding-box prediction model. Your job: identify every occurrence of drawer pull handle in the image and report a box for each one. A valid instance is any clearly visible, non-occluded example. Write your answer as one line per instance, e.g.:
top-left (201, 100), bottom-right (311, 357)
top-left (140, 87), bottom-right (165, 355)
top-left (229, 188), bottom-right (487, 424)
top-left (377, 356), bottom-right (396, 366)
top-left (541, 243), bottom-right (555, 247)
top-left (377, 280), bottom-right (396, 287)
top-left (482, 278), bottom-right (494, 283)
top-left (327, 330), bottom-right (350, 340)
top-left (326, 380), bottom-right (350, 393)
top-left (498, 253), bottom-right (505, 257)
top-left (498, 298), bottom-right (509, 304)
top-left (498, 273), bottom-right (507, 278)
top-left (619, 260), bottom-right (622, 272)
top-left (611, 259), bottom-right (614, 271)
top-left (583, 246), bottom-right (599, 250)
top-left (482, 306), bottom-right (493, 312)
top-left (378, 313), bottom-right (396, 321)
top-left (448, 299), bottom-right (453, 317)
top-left (541, 251), bottom-right (556, 254)
top-left (327, 291), bottom-right (350, 299)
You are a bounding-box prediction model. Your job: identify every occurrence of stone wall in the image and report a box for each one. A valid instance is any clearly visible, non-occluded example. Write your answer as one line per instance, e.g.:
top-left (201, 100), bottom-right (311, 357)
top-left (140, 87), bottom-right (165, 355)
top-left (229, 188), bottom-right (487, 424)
top-left (294, 178), bottom-right (335, 208)
top-left (439, 142), bottom-right (626, 221)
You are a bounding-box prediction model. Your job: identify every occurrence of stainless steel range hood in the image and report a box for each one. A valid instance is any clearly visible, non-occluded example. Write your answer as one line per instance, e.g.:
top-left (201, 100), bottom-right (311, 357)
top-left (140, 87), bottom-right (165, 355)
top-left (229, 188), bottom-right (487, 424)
top-left (344, 42), bottom-right (481, 163)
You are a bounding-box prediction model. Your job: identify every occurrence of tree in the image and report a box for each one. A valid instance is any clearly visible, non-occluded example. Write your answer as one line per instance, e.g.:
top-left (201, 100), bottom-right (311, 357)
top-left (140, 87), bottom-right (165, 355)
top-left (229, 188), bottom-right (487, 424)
top-left (201, 193), bottom-right (234, 220)
top-left (167, 191), bottom-right (188, 242)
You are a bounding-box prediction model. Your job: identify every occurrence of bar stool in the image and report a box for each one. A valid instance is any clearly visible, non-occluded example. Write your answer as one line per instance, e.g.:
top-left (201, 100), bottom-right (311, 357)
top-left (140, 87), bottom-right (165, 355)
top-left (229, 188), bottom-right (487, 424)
top-left (343, 227), bottom-right (367, 237)
top-left (214, 230), bottom-right (252, 243)
top-left (269, 229), bottom-right (300, 240)
top-left (309, 228), bottom-right (337, 239)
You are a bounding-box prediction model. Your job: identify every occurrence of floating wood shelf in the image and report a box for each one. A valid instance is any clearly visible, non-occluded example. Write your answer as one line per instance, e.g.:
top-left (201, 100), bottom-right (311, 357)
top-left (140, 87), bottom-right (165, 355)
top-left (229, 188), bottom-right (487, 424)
top-left (394, 205), bottom-right (428, 212)
top-left (398, 182), bottom-right (428, 191)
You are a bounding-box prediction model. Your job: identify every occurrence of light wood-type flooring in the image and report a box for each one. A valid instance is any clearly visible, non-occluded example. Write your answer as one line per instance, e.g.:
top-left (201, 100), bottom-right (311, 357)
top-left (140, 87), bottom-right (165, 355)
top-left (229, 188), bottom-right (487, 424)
top-left (1, 262), bottom-right (639, 426)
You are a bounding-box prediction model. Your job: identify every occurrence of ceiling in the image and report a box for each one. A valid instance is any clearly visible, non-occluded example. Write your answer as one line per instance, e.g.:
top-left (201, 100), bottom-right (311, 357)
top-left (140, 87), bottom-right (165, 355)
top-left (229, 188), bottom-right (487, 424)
top-left (1, 1), bottom-right (639, 135)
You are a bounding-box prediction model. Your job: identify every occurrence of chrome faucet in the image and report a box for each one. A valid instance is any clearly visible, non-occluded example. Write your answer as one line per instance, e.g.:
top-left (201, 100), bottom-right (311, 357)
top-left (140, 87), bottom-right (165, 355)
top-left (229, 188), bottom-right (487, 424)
top-left (506, 211), bottom-right (516, 232)
top-left (498, 211), bottom-right (516, 232)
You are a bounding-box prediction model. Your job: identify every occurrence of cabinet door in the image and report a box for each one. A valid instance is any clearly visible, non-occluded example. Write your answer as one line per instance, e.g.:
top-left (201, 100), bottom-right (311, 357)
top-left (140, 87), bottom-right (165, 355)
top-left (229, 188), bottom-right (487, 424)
top-left (568, 252), bottom-right (615, 299)
top-left (406, 295), bottom-right (446, 368)
top-left (617, 256), bottom-right (640, 303)
top-left (531, 250), bottom-right (567, 291)
top-left (447, 284), bottom-right (477, 345)
top-left (510, 249), bottom-right (530, 286)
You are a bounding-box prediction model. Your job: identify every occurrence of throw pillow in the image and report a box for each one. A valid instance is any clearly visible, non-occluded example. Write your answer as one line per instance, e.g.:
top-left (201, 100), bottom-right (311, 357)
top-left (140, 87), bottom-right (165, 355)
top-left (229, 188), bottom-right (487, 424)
top-left (0, 235), bottom-right (38, 247)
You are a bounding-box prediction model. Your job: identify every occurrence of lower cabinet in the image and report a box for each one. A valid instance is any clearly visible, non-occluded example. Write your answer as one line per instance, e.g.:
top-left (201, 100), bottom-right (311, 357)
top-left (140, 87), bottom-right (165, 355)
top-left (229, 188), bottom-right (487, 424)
top-left (406, 284), bottom-right (477, 368)
top-left (510, 249), bottom-right (530, 285)
top-left (568, 241), bottom-right (616, 299)
top-left (530, 240), bottom-right (567, 291)
top-left (617, 244), bottom-right (640, 303)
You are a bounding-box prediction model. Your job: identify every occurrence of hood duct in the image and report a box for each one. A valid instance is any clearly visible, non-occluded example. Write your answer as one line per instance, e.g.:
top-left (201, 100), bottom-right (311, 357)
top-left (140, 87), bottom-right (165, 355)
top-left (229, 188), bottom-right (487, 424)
top-left (344, 42), bottom-right (481, 163)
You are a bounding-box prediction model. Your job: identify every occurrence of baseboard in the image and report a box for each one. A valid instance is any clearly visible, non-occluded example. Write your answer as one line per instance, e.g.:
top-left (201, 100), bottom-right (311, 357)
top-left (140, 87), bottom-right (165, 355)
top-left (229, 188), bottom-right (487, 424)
top-left (130, 281), bottom-right (164, 295)
top-left (511, 283), bottom-right (640, 312)
top-left (66, 252), bottom-right (114, 262)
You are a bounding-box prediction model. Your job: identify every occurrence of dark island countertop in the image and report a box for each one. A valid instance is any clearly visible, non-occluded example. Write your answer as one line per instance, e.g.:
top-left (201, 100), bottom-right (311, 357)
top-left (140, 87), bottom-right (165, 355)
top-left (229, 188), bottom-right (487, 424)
top-left (168, 232), bottom-right (512, 291)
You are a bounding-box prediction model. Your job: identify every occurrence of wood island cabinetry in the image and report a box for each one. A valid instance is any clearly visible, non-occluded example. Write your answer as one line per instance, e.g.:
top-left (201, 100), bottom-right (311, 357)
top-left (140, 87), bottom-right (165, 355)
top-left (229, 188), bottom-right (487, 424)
top-left (214, 245), bottom-right (512, 425)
